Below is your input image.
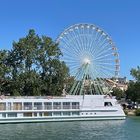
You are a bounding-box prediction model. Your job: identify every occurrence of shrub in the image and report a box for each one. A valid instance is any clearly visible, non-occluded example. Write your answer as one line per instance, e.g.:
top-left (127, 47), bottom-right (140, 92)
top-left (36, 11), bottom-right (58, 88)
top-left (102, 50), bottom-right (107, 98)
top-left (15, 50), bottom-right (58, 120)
top-left (135, 109), bottom-right (140, 116)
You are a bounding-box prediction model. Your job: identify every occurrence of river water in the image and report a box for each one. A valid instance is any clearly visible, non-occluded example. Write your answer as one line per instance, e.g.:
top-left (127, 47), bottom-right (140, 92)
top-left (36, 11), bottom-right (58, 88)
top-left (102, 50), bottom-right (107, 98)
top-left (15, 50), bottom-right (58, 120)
top-left (0, 117), bottom-right (140, 140)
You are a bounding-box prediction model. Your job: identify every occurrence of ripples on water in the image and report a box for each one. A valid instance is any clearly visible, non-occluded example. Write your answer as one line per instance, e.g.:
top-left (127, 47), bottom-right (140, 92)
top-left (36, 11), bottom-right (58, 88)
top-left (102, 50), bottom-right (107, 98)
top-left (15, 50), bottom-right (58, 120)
top-left (0, 117), bottom-right (140, 140)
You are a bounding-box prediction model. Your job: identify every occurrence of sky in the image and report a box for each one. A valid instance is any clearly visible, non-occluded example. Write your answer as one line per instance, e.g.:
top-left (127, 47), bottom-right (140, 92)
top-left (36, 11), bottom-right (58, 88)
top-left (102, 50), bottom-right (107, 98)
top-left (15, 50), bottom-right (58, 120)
top-left (0, 0), bottom-right (140, 79)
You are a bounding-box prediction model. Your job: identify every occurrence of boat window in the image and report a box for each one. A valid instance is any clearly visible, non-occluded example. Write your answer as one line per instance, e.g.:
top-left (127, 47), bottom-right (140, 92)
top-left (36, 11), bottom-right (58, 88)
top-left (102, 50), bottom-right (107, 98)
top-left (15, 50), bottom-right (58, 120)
top-left (24, 102), bottom-right (32, 110)
top-left (104, 102), bottom-right (112, 106)
top-left (2, 113), bottom-right (6, 118)
top-left (53, 102), bottom-right (61, 109)
top-left (39, 112), bottom-right (42, 116)
top-left (34, 112), bottom-right (37, 117)
top-left (72, 112), bottom-right (79, 116)
top-left (63, 112), bottom-right (71, 116)
top-left (53, 112), bottom-right (61, 116)
top-left (34, 102), bottom-right (42, 110)
top-left (7, 113), bottom-right (17, 117)
top-left (63, 102), bottom-right (70, 109)
top-left (24, 112), bottom-right (32, 117)
top-left (0, 103), bottom-right (6, 110)
top-left (44, 112), bottom-right (52, 116)
top-left (72, 102), bottom-right (80, 109)
top-left (44, 102), bottom-right (52, 110)
top-left (13, 102), bottom-right (22, 110)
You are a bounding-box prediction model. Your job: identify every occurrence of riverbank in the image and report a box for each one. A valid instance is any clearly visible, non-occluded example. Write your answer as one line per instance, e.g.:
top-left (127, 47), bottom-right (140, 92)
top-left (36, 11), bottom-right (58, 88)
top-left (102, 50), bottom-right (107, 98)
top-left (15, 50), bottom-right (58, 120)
top-left (124, 109), bottom-right (140, 116)
top-left (124, 109), bottom-right (135, 116)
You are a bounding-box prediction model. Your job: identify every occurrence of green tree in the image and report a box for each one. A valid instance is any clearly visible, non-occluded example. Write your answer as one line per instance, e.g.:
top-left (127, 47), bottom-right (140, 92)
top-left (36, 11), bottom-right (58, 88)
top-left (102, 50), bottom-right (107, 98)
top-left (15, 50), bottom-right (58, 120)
top-left (112, 87), bottom-right (125, 100)
top-left (0, 50), bottom-right (11, 94)
top-left (125, 66), bottom-right (140, 103)
top-left (125, 81), bottom-right (140, 103)
top-left (1, 29), bottom-right (69, 96)
top-left (130, 66), bottom-right (140, 82)
top-left (36, 36), bottom-right (69, 95)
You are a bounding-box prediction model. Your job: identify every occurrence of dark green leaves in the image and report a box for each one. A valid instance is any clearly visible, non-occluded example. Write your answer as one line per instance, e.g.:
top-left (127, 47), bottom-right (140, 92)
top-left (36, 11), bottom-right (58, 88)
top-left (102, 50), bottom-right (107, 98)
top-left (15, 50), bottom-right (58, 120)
top-left (130, 66), bottom-right (140, 82)
top-left (0, 29), bottom-right (69, 96)
top-left (125, 66), bottom-right (140, 103)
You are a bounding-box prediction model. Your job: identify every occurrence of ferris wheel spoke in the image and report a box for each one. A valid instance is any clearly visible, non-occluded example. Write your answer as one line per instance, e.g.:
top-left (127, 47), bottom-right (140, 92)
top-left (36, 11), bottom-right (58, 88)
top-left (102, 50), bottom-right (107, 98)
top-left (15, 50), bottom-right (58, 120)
top-left (91, 64), bottom-right (114, 92)
top-left (61, 53), bottom-right (79, 61)
top-left (88, 29), bottom-right (99, 53)
top-left (93, 63), bottom-right (114, 76)
top-left (95, 44), bottom-right (112, 54)
top-left (81, 27), bottom-right (87, 51)
top-left (77, 27), bottom-right (85, 51)
top-left (94, 52), bottom-right (114, 61)
top-left (86, 27), bottom-right (93, 52)
top-left (93, 37), bottom-right (112, 53)
top-left (95, 56), bottom-right (114, 63)
top-left (62, 33), bottom-right (83, 55)
top-left (90, 70), bottom-right (102, 94)
top-left (60, 40), bottom-right (79, 58)
top-left (95, 57), bottom-right (115, 63)
top-left (92, 37), bottom-right (110, 56)
top-left (97, 64), bottom-right (116, 72)
top-left (87, 28), bottom-right (97, 51)
top-left (96, 63), bottom-right (115, 67)
top-left (93, 43), bottom-right (112, 59)
top-left (67, 30), bottom-right (84, 54)
top-left (95, 59), bottom-right (114, 63)
top-left (61, 54), bottom-right (78, 63)
top-left (98, 68), bottom-right (115, 77)
top-left (95, 61), bottom-right (115, 75)
top-left (62, 37), bottom-right (81, 56)
top-left (92, 33), bottom-right (107, 53)
top-left (93, 70), bottom-right (112, 91)
top-left (90, 33), bottom-right (109, 56)
top-left (71, 30), bottom-right (83, 52)
top-left (90, 66), bottom-right (108, 94)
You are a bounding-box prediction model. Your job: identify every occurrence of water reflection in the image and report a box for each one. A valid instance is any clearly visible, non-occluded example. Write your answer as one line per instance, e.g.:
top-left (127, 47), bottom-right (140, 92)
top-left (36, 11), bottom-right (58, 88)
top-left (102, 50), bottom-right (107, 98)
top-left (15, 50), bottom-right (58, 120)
top-left (0, 118), bottom-right (140, 140)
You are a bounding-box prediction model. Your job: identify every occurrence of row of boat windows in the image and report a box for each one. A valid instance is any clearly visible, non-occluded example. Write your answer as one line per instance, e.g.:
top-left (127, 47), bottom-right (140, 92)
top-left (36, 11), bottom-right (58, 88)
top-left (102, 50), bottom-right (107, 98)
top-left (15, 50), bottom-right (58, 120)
top-left (0, 102), bottom-right (80, 110)
top-left (0, 112), bottom-right (80, 118)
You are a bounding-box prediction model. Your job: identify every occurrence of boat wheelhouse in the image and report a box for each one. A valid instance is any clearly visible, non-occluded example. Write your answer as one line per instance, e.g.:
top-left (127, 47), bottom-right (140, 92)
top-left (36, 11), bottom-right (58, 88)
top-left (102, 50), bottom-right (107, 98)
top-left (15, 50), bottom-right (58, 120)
top-left (0, 95), bottom-right (125, 123)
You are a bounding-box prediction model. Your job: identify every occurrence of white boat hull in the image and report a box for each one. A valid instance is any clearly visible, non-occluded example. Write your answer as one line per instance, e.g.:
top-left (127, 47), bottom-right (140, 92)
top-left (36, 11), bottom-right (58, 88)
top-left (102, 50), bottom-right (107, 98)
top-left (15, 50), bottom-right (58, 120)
top-left (0, 95), bottom-right (126, 123)
top-left (0, 115), bottom-right (126, 124)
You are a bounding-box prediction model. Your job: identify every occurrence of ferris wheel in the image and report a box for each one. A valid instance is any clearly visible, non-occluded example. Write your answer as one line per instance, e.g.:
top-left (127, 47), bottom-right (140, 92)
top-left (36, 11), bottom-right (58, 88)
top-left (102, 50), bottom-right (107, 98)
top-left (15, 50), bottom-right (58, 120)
top-left (56, 23), bottom-right (120, 95)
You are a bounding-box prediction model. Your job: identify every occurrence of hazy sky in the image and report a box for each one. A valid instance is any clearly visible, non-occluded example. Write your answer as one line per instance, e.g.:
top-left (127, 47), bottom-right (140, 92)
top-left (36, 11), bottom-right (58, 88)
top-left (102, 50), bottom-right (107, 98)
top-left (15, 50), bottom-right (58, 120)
top-left (0, 0), bottom-right (140, 79)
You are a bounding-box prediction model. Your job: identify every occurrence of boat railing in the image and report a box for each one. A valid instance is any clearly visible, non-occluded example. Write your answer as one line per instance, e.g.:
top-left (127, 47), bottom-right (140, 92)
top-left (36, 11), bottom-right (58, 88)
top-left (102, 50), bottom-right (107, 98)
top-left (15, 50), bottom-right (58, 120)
top-left (1, 96), bottom-right (65, 100)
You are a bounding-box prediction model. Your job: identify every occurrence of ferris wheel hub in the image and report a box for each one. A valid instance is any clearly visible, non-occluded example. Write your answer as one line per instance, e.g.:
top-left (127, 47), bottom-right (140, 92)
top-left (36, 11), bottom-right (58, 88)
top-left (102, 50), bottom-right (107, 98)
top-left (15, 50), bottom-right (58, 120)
top-left (83, 58), bottom-right (91, 64)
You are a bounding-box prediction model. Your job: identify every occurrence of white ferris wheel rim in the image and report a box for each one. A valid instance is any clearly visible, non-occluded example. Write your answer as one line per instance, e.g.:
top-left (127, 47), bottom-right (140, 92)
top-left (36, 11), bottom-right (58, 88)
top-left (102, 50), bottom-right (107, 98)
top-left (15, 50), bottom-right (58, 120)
top-left (56, 23), bottom-right (120, 80)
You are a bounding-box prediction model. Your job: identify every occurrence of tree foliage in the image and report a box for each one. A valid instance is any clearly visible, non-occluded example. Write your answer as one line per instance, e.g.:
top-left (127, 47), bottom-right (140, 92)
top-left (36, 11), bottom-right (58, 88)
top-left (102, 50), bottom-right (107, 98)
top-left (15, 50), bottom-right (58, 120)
top-left (0, 29), bottom-right (69, 96)
top-left (135, 109), bottom-right (140, 116)
top-left (125, 66), bottom-right (140, 103)
top-left (125, 81), bottom-right (140, 103)
top-left (130, 66), bottom-right (140, 82)
top-left (112, 87), bottom-right (125, 100)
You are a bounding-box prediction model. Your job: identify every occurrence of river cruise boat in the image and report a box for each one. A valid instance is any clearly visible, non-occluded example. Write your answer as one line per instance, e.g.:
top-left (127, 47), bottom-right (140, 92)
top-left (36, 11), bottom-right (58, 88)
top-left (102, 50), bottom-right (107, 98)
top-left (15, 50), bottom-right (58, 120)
top-left (0, 95), bottom-right (125, 123)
